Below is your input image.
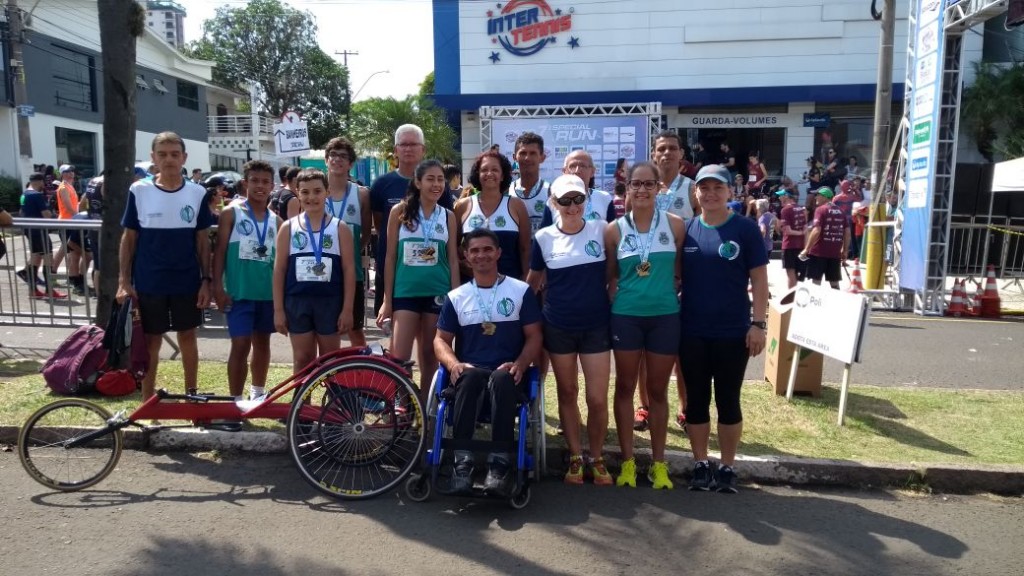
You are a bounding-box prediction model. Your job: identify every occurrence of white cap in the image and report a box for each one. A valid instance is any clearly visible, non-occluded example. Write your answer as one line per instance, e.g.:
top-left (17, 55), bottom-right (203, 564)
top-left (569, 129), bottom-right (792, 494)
top-left (550, 174), bottom-right (586, 199)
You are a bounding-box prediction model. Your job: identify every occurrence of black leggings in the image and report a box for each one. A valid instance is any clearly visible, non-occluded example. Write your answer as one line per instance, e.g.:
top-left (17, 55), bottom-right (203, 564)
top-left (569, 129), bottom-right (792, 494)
top-left (452, 367), bottom-right (518, 443)
top-left (679, 336), bottom-right (750, 426)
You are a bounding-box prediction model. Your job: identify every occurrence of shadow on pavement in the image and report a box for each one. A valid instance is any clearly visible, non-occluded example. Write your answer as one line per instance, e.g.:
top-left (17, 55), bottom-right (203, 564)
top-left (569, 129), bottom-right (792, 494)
top-left (0, 356), bottom-right (44, 377)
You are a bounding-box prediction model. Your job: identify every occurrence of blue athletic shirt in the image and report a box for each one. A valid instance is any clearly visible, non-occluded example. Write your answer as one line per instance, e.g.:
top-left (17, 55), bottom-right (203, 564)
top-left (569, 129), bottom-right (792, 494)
top-left (21, 189), bottom-right (48, 218)
top-left (285, 214), bottom-right (344, 298)
top-left (121, 179), bottom-right (214, 295)
top-left (370, 170), bottom-right (453, 272)
top-left (530, 220), bottom-right (609, 331)
top-left (679, 213), bottom-right (768, 339)
top-left (540, 188), bottom-right (617, 228)
top-left (462, 194), bottom-right (524, 279)
top-left (437, 275), bottom-right (542, 370)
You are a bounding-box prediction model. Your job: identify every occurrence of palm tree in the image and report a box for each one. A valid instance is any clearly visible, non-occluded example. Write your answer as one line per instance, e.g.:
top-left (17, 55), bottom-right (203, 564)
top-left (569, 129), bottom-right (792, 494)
top-left (961, 62), bottom-right (1024, 162)
top-left (349, 95), bottom-right (459, 163)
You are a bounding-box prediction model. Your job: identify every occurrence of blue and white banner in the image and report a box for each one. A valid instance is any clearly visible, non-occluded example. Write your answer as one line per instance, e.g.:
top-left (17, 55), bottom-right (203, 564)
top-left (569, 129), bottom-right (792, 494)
top-left (490, 115), bottom-right (651, 192)
top-left (901, 0), bottom-right (945, 292)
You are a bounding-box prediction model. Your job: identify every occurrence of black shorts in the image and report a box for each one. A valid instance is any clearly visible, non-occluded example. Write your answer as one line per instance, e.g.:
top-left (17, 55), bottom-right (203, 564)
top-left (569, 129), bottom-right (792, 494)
top-left (285, 293), bottom-right (342, 336)
top-left (138, 292), bottom-right (203, 335)
top-left (393, 295), bottom-right (444, 315)
top-left (24, 229), bottom-right (52, 255)
top-left (610, 313), bottom-right (679, 355)
top-left (543, 323), bottom-right (610, 355)
top-left (782, 248), bottom-right (807, 273)
top-left (65, 229), bottom-right (84, 250)
top-left (806, 255), bottom-right (842, 283)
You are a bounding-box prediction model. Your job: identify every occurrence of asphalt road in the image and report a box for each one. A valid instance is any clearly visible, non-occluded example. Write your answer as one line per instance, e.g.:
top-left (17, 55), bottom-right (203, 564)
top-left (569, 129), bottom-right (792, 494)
top-left (3, 311), bottom-right (1021, 390)
top-left (1, 451), bottom-right (1020, 576)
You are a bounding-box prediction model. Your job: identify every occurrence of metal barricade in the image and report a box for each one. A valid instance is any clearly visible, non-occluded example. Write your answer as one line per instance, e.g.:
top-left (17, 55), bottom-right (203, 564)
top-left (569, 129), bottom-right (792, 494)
top-left (1, 218), bottom-right (100, 328)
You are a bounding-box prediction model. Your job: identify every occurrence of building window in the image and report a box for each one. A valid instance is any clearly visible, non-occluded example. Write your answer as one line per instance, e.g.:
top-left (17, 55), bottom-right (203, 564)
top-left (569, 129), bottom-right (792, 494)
top-left (165, 21), bottom-right (173, 29)
top-left (50, 45), bottom-right (95, 112)
top-left (177, 80), bottom-right (199, 110)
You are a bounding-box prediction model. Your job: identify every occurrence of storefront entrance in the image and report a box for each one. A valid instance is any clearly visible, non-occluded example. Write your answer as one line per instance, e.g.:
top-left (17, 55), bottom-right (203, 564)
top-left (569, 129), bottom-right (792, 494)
top-left (681, 127), bottom-right (786, 181)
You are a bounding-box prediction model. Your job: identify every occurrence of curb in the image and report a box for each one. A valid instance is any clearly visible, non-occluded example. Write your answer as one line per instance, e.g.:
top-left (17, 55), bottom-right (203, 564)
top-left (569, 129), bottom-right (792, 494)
top-left (3, 426), bottom-right (1021, 495)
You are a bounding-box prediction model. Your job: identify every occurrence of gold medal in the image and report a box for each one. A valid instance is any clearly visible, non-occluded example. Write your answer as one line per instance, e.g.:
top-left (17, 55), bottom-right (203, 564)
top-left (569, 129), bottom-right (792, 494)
top-left (636, 261), bottom-right (652, 277)
top-left (481, 321), bottom-right (497, 336)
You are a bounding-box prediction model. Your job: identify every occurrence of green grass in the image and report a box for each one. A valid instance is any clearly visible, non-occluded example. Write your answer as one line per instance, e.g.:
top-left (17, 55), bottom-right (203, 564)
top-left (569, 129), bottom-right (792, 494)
top-left (2, 361), bottom-right (1023, 466)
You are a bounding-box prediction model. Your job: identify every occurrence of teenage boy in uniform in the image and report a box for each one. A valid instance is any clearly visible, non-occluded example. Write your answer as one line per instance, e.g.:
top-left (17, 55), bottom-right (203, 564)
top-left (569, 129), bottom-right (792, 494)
top-left (324, 137), bottom-right (372, 346)
top-left (508, 132), bottom-right (550, 235)
top-left (18, 173), bottom-right (66, 298)
top-left (213, 160), bottom-right (281, 402)
top-left (118, 132), bottom-right (214, 400)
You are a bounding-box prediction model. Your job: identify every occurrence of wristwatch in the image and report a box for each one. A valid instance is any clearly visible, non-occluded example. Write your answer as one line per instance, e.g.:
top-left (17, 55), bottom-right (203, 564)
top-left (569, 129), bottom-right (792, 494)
top-left (751, 320), bottom-right (767, 330)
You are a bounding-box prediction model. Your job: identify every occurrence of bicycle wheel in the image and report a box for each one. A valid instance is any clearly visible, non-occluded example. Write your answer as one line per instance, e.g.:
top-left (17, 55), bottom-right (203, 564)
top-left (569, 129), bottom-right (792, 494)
top-left (18, 399), bottom-right (124, 491)
top-left (287, 358), bottom-right (425, 500)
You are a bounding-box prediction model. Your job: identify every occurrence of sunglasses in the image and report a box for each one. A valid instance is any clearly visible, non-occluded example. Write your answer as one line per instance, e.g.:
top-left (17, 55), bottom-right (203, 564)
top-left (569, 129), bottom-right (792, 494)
top-left (555, 195), bottom-right (587, 206)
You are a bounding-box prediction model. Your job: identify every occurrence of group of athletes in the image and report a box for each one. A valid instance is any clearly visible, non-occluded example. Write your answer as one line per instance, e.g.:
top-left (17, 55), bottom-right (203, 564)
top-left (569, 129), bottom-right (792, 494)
top-left (118, 126), bottom-right (768, 493)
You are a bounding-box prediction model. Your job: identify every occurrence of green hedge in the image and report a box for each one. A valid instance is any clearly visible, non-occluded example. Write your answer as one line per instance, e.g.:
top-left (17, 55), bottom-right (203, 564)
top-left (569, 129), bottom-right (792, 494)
top-left (0, 173), bottom-right (21, 213)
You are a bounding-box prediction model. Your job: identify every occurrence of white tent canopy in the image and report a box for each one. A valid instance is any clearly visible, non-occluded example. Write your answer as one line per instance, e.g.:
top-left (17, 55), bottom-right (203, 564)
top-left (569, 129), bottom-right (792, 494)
top-left (992, 156), bottom-right (1024, 193)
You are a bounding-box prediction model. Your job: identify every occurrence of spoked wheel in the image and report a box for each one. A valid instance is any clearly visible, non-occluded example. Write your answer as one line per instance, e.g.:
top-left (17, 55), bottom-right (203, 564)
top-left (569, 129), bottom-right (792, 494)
top-left (287, 359), bottom-right (425, 500)
top-left (18, 399), bottom-right (124, 491)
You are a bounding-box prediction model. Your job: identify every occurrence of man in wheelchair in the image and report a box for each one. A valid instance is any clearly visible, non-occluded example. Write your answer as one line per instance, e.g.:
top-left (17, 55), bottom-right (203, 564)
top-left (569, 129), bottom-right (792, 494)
top-left (434, 228), bottom-right (542, 495)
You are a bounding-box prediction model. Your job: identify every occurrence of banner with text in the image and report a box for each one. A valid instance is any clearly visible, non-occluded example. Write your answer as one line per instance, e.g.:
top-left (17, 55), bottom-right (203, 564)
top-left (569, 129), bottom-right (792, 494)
top-left (490, 115), bottom-right (651, 192)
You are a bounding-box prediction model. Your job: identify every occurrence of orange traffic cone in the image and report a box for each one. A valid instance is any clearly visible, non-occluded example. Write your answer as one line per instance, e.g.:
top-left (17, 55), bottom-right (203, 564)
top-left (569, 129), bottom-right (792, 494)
top-left (847, 259), bottom-right (864, 293)
top-left (969, 282), bottom-right (984, 317)
top-left (980, 265), bottom-right (1001, 318)
top-left (946, 279), bottom-right (967, 317)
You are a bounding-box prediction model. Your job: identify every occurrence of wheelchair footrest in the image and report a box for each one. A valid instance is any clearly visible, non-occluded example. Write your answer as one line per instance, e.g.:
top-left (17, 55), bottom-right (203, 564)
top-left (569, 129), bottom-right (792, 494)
top-left (441, 438), bottom-right (517, 453)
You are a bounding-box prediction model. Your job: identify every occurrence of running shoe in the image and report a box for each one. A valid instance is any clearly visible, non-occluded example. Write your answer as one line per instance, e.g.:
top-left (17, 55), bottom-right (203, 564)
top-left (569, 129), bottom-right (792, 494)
top-left (616, 458), bottom-right (637, 488)
top-left (16, 269), bottom-right (29, 284)
top-left (713, 465), bottom-right (739, 494)
top-left (632, 406), bottom-right (650, 432)
top-left (564, 455), bottom-right (584, 485)
top-left (590, 458), bottom-right (613, 486)
top-left (648, 461), bottom-right (674, 490)
top-left (689, 461), bottom-right (714, 491)
top-left (31, 287), bottom-right (47, 299)
top-left (49, 288), bottom-right (68, 299)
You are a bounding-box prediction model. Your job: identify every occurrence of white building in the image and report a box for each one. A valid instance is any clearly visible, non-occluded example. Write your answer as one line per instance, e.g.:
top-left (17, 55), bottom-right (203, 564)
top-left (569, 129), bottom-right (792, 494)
top-left (144, 0), bottom-right (187, 50)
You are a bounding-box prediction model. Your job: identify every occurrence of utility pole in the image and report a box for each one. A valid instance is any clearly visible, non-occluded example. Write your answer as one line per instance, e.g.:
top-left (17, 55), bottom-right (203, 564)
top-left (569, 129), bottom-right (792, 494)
top-left (335, 49), bottom-right (358, 130)
top-left (7, 0), bottom-right (33, 180)
top-left (865, 0), bottom-right (896, 290)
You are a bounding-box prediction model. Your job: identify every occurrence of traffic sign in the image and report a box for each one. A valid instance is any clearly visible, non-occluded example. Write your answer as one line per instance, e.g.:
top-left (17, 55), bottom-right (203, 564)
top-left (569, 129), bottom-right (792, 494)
top-left (273, 110), bottom-right (309, 157)
top-left (17, 105), bottom-right (34, 117)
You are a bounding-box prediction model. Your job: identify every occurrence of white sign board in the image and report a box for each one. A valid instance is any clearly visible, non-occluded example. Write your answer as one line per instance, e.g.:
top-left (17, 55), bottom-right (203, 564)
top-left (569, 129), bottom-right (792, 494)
top-left (273, 111), bottom-right (310, 157)
top-left (786, 282), bottom-right (869, 365)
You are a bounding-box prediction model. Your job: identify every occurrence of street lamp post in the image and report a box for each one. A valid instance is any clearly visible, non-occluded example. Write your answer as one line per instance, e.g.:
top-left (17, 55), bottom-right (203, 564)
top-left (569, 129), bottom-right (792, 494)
top-left (353, 70), bottom-right (390, 101)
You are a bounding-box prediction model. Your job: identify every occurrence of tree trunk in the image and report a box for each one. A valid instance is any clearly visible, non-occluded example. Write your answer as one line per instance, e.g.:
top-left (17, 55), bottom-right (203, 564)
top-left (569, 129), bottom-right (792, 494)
top-left (95, 0), bottom-right (142, 326)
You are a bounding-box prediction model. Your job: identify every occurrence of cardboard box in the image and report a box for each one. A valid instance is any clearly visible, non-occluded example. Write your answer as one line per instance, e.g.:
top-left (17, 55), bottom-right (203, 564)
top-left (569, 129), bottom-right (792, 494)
top-left (764, 288), bottom-right (823, 396)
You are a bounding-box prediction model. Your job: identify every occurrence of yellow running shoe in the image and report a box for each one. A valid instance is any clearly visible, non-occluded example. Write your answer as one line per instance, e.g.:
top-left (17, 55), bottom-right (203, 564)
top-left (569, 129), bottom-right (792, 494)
top-left (616, 458), bottom-right (637, 488)
top-left (564, 455), bottom-right (585, 485)
top-left (648, 461), bottom-right (674, 490)
top-left (590, 458), bottom-right (613, 486)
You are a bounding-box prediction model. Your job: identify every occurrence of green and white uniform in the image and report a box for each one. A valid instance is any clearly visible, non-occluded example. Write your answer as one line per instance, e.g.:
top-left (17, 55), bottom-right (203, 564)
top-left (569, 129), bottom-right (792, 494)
top-left (326, 182), bottom-right (364, 282)
top-left (224, 203), bottom-right (278, 301)
top-left (612, 210), bottom-right (678, 316)
top-left (394, 206), bottom-right (452, 298)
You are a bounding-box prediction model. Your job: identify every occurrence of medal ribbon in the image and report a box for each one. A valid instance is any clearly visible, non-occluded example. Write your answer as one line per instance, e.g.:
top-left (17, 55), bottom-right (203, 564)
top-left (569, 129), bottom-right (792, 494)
top-left (419, 204), bottom-right (441, 244)
top-left (511, 178), bottom-right (544, 200)
top-left (629, 210), bottom-right (660, 266)
top-left (304, 213), bottom-right (327, 265)
top-left (326, 183), bottom-right (352, 221)
top-left (244, 200), bottom-right (269, 252)
top-left (657, 175), bottom-right (686, 211)
top-left (472, 277), bottom-right (502, 325)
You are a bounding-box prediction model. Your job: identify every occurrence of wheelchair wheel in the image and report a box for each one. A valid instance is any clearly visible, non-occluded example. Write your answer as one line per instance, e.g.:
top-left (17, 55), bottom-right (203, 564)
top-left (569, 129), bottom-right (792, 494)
top-left (18, 399), bottom-right (124, 491)
top-left (404, 473), bottom-right (431, 502)
top-left (287, 358), bottom-right (425, 500)
top-left (508, 485), bottom-right (531, 510)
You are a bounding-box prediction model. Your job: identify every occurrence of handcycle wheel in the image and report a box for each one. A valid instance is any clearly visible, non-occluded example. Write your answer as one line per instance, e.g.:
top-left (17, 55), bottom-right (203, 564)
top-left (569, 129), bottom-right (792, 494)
top-left (404, 473), bottom-right (431, 502)
top-left (18, 399), bottom-right (124, 491)
top-left (508, 485), bottom-right (531, 510)
top-left (287, 358), bottom-right (425, 500)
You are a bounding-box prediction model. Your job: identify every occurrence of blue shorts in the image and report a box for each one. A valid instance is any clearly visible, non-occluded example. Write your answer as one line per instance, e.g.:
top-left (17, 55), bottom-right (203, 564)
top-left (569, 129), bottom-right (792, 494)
top-left (226, 299), bottom-right (275, 338)
top-left (610, 313), bottom-right (680, 355)
top-left (393, 295), bottom-right (444, 315)
top-left (285, 293), bottom-right (341, 336)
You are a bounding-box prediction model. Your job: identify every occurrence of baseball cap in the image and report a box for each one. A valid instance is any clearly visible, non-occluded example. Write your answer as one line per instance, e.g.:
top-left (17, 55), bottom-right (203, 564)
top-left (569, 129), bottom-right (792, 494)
top-left (550, 174), bottom-right (586, 199)
top-left (204, 175), bottom-right (226, 189)
top-left (775, 188), bottom-right (794, 197)
top-left (695, 164), bottom-right (731, 184)
top-left (28, 172), bottom-right (45, 182)
top-left (59, 164), bottom-right (75, 174)
top-left (133, 166), bottom-right (149, 179)
top-left (727, 200), bottom-right (744, 213)
top-left (818, 186), bottom-right (835, 199)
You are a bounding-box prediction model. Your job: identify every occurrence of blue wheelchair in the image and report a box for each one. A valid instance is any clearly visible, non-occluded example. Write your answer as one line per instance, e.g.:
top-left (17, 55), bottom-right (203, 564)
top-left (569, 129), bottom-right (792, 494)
top-left (404, 365), bottom-right (545, 509)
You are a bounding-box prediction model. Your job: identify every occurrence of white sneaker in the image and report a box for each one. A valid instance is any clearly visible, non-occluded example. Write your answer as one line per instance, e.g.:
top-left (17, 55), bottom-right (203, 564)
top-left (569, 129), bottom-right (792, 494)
top-left (248, 389), bottom-right (267, 401)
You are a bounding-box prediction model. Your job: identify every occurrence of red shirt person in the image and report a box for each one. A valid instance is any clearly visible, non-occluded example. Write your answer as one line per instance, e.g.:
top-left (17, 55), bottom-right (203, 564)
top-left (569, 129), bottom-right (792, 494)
top-left (799, 187), bottom-right (850, 289)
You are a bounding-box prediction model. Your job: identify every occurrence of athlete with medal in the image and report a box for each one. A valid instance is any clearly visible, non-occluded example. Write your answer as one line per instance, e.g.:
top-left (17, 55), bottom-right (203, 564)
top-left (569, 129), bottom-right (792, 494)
top-left (377, 160), bottom-right (459, 400)
top-left (509, 132), bottom-right (550, 235)
top-left (604, 161), bottom-right (685, 490)
top-left (273, 169), bottom-right (356, 374)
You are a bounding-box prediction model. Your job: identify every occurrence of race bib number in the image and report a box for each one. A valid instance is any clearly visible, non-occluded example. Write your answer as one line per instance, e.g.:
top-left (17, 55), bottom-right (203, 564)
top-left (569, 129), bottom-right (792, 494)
top-left (238, 239), bottom-right (271, 262)
top-left (403, 241), bottom-right (438, 266)
top-left (295, 256), bottom-right (332, 282)
top-left (529, 217), bottom-right (542, 234)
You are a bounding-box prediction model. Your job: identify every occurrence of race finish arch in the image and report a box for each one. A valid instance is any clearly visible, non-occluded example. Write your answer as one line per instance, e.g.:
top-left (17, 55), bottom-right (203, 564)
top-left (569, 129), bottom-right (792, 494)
top-left (899, 0), bottom-right (1009, 315)
top-left (478, 103), bottom-right (662, 192)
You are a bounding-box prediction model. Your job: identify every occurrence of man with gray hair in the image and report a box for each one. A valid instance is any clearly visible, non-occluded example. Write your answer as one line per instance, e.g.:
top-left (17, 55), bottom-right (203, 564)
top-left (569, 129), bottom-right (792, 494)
top-left (370, 124), bottom-right (454, 314)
